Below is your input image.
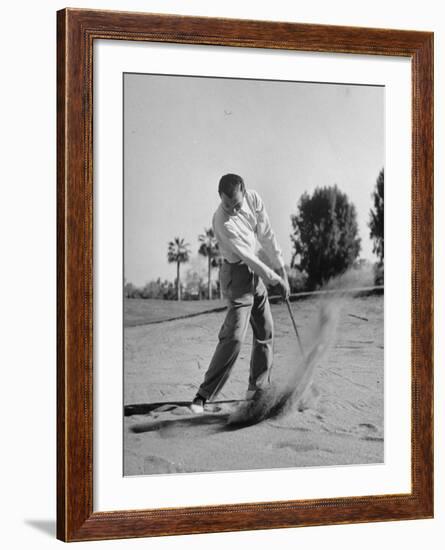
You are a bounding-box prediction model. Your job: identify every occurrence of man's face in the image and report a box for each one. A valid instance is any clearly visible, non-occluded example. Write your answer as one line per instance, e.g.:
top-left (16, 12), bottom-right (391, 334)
top-left (220, 186), bottom-right (244, 216)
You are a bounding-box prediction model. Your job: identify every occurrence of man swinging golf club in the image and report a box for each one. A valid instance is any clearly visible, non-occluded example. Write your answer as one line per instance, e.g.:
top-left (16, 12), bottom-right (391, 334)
top-left (191, 173), bottom-right (290, 413)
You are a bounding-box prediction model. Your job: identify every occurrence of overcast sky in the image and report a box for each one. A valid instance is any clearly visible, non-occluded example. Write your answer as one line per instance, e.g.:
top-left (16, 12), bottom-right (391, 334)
top-left (124, 73), bottom-right (384, 287)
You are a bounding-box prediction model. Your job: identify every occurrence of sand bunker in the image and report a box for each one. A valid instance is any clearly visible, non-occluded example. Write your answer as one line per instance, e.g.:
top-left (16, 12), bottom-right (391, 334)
top-left (124, 289), bottom-right (384, 475)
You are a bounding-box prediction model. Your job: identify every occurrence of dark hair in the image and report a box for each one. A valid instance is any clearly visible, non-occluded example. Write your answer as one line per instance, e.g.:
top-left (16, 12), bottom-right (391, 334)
top-left (218, 173), bottom-right (245, 198)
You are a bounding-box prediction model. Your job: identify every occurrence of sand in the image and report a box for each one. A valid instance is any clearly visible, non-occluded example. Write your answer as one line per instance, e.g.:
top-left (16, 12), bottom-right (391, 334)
top-left (124, 295), bottom-right (384, 476)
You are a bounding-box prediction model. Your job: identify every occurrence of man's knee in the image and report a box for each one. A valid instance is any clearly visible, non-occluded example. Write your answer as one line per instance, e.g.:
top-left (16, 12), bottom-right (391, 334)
top-left (219, 322), bottom-right (246, 347)
top-left (264, 316), bottom-right (274, 339)
top-left (252, 313), bottom-right (274, 342)
top-left (263, 325), bottom-right (273, 342)
top-left (257, 330), bottom-right (273, 344)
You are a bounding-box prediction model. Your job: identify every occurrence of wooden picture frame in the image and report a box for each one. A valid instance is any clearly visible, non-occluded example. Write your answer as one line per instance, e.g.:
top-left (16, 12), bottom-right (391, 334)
top-left (57, 8), bottom-right (434, 542)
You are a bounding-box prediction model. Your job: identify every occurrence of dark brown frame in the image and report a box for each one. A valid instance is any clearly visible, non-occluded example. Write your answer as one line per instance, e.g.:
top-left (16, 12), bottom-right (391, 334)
top-left (57, 8), bottom-right (434, 542)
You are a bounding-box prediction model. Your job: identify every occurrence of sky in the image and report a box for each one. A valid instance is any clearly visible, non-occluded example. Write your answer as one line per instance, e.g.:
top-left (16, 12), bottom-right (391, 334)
top-left (124, 73), bottom-right (384, 287)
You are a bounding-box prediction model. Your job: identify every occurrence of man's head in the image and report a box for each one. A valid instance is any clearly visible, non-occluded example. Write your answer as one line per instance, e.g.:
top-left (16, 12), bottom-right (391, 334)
top-left (218, 173), bottom-right (245, 215)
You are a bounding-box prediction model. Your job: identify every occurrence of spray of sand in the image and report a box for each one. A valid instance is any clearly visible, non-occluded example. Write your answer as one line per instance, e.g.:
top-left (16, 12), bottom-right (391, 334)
top-left (227, 265), bottom-right (373, 428)
top-left (227, 297), bottom-right (341, 427)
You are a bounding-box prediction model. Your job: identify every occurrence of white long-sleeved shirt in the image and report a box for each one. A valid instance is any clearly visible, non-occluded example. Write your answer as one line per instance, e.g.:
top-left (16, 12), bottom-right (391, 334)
top-left (212, 189), bottom-right (285, 286)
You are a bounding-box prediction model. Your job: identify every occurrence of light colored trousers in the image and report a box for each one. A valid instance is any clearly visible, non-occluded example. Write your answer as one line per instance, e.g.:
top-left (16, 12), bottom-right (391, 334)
top-left (198, 261), bottom-right (274, 400)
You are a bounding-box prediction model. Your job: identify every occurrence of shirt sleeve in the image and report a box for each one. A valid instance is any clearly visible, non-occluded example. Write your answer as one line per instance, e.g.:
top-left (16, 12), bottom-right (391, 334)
top-left (217, 222), bottom-right (281, 286)
top-left (251, 191), bottom-right (285, 270)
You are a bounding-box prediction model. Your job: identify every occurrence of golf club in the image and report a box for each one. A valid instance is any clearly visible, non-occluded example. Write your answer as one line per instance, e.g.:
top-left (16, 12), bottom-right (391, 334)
top-left (285, 298), bottom-right (305, 358)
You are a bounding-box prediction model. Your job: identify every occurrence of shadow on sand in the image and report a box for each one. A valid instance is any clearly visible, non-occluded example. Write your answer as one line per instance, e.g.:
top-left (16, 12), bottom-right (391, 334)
top-left (130, 412), bottom-right (232, 437)
top-left (125, 393), bottom-right (291, 437)
top-left (124, 399), bottom-right (244, 417)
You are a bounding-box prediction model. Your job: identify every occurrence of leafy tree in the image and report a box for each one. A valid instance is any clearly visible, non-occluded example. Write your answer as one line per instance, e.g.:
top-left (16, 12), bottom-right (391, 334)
top-left (124, 280), bottom-right (136, 299)
top-left (198, 228), bottom-right (220, 300)
top-left (163, 280), bottom-right (177, 300)
top-left (369, 168), bottom-right (384, 262)
top-left (167, 237), bottom-right (191, 301)
top-left (184, 268), bottom-right (204, 300)
top-left (142, 278), bottom-right (165, 299)
top-left (291, 185), bottom-right (361, 290)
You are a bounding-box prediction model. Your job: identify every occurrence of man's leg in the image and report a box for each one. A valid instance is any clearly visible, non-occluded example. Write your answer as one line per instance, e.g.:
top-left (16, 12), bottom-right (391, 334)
top-left (197, 296), bottom-right (252, 401)
top-left (248, 277), bottom-right (274, 392)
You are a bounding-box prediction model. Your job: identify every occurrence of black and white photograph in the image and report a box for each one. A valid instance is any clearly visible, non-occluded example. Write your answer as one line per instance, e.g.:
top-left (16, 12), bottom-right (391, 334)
top-left (123, 72), bottom-right (384, 476)
top-left (1, 0), bottom-right (439, 545)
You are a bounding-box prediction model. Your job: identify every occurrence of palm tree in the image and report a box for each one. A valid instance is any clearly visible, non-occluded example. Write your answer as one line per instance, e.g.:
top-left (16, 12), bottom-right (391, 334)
top-left (167, 237), bottom-right (191, 301)
top-left (198, 228), bottom-right (219, 300)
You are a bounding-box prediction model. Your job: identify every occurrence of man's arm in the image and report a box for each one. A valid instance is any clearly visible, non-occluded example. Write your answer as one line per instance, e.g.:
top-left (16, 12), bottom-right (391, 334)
top-left (217, 224), bottom-right (282, 287)
top-left (217, 225), bottom-right (289, 299)
top-left (252, 191), bottom-right (290, 298)
top-left (275, 265), bottom-right (290, 299)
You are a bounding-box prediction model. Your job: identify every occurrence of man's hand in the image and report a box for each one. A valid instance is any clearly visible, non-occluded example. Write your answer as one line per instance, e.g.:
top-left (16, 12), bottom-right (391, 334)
top-left (275, 267), bottom-right (290, 300)
top-left (279, 277), bottom-right (291, 300)
top-left (273, 276), bottom-right (290, 300)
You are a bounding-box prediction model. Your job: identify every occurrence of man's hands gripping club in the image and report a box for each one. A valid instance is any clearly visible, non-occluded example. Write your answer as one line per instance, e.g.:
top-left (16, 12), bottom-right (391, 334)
top-left (273, 268), bottom-right (290, 300)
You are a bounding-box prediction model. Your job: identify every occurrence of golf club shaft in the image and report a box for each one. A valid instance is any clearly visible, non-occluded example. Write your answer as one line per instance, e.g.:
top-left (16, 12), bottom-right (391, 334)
top-left (285, 298), bottom-right (305, 357)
